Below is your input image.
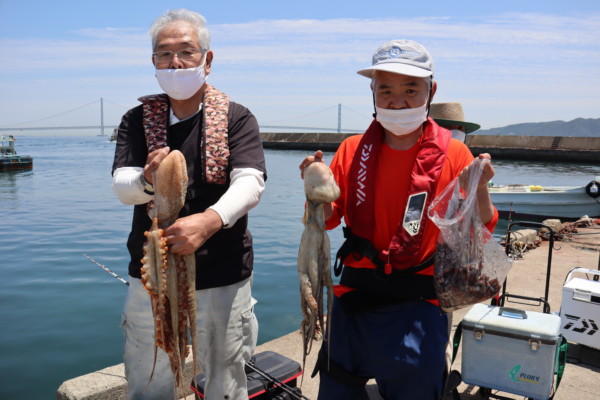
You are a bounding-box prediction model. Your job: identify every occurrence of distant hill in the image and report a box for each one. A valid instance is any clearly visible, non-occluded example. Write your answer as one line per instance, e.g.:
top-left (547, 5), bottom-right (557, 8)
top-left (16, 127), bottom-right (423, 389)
top-left (475, 117), bottom-right (600, 137)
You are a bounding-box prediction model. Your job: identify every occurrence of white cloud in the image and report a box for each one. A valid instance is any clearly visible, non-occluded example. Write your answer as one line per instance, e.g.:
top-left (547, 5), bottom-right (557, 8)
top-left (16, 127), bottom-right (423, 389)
top-left (1, 12), bottom-right (599, 130)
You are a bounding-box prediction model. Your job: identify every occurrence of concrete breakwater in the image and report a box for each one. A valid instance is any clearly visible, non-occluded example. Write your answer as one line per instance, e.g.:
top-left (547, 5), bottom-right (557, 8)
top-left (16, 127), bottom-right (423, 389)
top-left (466, 135), bottom-right (600, 164)
top-left (261, 132), bottom-right (600, 164)
top-left (261, 132), bottom-right (356, 152)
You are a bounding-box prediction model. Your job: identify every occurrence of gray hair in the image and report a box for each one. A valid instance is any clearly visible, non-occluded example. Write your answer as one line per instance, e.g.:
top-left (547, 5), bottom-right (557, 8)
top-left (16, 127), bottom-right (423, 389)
top-left (149, 9), bottom-right (211, 51)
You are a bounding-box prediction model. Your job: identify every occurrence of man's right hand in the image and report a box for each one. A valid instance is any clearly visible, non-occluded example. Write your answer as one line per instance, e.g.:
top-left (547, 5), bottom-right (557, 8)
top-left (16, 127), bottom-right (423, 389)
top-left (144, 147), bottom-right (170, 185)
top-left (298, 149), bottom-right (335, 220)
top-left (299, 150), bottom-right (324, 179)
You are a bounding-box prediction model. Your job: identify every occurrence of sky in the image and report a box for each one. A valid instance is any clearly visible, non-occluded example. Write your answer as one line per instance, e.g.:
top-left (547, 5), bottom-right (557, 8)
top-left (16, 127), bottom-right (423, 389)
top-left (0, 0), bottom-right (599, 135)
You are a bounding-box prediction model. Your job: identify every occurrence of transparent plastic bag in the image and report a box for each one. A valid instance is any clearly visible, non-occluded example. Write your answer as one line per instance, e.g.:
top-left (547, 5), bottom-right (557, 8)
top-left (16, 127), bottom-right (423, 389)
top-left (428, 158), bottom-right (512, 312)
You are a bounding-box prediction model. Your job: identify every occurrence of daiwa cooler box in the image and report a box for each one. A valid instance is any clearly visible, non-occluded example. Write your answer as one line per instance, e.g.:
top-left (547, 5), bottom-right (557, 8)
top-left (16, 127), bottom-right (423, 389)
top-left (461, 303), bottom-right (562, 400)
top-left (560, 267), bottom-right (600, 350)
top-left (191, 351), bottom-right (303, 399)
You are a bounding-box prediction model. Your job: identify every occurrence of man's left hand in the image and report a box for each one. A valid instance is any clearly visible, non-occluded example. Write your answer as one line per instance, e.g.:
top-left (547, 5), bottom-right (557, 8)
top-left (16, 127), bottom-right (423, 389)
top-left (459, 153), bottom-right (495, 190)
top-left (164, 209), bottom-right (223, 255)
top-left (459, 153), bottom-right (496, 224)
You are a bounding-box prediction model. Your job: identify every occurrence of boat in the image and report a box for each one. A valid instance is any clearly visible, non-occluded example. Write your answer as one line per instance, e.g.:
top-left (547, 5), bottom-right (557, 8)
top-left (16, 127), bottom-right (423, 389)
top-left (0, 135), bottom-right (33, 170)
top-left (489, 178), bottom-right (600, 221)
top-left (109, 128), bottom-right (118, 142)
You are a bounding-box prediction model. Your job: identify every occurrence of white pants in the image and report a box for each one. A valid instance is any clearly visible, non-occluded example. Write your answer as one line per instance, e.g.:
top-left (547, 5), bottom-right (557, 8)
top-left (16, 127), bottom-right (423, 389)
top-left (122, 276), bottom-right (258, 400)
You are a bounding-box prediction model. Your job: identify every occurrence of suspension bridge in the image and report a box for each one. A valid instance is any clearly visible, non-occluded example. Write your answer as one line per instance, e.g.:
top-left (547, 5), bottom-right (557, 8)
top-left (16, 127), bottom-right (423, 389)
top-left (0, 98), bottom-right (368, 135)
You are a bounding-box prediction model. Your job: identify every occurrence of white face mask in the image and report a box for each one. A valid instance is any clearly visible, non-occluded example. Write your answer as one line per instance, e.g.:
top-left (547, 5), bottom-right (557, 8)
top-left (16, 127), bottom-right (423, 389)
top-left (155, 64), bottom-right (207, 100)
top-left (450, 129), bottom-right (466, 142)
top-left (375, 103), bottom-right (428, 136)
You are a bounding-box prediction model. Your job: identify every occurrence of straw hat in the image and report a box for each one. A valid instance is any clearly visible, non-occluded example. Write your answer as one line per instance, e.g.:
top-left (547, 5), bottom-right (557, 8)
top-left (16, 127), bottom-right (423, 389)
top-left (429, 102), bottom-right (480, 134)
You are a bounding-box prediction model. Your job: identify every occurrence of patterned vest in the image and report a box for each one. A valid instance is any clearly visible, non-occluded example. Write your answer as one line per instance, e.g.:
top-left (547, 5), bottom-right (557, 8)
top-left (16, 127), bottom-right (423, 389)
top-left (138, 84), bottom-right (230, 185)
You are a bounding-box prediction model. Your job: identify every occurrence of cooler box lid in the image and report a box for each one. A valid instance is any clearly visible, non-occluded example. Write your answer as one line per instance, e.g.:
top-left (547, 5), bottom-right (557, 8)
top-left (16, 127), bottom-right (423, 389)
top-left (463, 304), bottom-right (560, 342)
top-left (564, 277), bottom-right (600, 297)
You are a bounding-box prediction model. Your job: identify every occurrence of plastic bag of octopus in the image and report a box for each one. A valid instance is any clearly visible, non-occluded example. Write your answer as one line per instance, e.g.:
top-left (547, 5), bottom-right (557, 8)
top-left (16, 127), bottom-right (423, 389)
top-left (427, 158), bottom-right (512, 312)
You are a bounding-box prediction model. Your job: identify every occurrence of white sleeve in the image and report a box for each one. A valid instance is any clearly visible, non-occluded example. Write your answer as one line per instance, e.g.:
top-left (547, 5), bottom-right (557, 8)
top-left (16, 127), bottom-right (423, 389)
top-left (112, 166), bottom-right (154, 205)
top-left (208, 168), bottom-right (265, 228)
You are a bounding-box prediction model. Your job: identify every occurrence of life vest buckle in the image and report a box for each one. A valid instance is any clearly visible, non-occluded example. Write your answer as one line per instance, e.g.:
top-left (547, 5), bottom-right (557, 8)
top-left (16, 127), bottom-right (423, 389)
top-left (384, 263), bottom-right (392, 275)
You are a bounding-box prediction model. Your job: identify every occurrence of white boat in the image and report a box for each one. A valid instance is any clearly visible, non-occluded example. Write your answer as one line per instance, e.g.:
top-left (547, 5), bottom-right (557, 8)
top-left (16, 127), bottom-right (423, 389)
top-left (489, 178), bottom-right (600, 220)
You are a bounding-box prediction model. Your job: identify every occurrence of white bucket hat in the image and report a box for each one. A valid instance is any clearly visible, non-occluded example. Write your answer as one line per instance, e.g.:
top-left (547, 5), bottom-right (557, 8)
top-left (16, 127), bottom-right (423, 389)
top-left (357, 39), bottom-right (433, 78)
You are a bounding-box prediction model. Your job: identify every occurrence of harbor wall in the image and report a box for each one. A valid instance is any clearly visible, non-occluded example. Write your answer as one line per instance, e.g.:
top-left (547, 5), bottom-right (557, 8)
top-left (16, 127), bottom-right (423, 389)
top-left (465, 135), bottom-right (600, 163)
top-left (260, 132), bottom-right (355, 151)
top-left (261, 132), bottom-right (600, 163)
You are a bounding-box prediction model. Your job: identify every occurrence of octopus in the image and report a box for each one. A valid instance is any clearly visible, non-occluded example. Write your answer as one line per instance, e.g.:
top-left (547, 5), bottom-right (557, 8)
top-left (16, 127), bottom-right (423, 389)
top-left (434, 243), bottom-right (502, 312)
top-left (140, 150), bottom-right (197, 392)
top-left (297, 162), bottom-right (340, 374)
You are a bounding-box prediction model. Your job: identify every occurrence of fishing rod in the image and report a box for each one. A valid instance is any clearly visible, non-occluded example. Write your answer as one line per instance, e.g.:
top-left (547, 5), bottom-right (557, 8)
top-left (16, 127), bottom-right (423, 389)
top-left (503, 202), bottom-right (514, 255)
top-left (84, 253), bottom-right (311, 399)
top-left (496, 203), bottom-right (514, 306)
top-left (83, 254), bottom-right (129, 286)
top-left (245, 358), bottom-right (310, 400)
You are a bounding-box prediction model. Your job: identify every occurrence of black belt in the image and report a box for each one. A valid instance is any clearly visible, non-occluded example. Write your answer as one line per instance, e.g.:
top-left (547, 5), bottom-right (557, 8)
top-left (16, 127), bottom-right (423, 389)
top-left (334, 226), bottom-right (435, 280)
top-left (333, 227), bottom-right (437, 312)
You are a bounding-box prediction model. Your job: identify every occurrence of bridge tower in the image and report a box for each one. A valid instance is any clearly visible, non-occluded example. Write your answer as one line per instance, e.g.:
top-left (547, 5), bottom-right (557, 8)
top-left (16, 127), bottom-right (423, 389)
top-left (100, 97), bottom-right (105, 136)
top-left (337, 103), bottom-right (341, 133)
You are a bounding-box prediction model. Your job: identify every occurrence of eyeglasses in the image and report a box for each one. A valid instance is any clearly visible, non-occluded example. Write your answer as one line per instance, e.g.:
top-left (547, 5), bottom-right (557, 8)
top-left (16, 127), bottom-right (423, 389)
top-left (152, 48), bottom-right (205, 63)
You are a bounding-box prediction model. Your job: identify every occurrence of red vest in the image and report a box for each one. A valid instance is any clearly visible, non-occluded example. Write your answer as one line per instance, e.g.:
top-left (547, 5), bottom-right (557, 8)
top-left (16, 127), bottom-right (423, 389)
top-left (346, 118), bottom-right (451, 271)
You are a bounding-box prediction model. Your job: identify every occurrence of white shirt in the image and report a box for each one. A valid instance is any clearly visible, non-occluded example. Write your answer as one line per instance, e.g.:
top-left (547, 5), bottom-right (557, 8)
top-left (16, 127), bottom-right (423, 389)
top-left (112, 166), bottom-right (265, 228)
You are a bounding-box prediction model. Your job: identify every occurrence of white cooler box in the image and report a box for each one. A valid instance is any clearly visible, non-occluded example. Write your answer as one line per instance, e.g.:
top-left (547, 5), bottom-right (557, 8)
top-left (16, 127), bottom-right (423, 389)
top-left (461, 303), bottom-right (562, 400)
top-left (560, 267), bottom-right (600, 350)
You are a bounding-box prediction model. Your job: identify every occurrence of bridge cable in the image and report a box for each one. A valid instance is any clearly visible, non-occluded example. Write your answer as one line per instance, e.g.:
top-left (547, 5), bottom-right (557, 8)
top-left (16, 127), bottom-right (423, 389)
top-left (102, 98), bottom-right (134, 110)
top-left (1, 99), bottom-right (100, 128)
top-left (341, 105), bottom-right (372, 121)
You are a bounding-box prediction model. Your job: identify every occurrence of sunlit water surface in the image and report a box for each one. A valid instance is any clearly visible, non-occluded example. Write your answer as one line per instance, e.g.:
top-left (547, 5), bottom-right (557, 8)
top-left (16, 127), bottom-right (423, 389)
top-left (0, 136), bottom-right (597, 399)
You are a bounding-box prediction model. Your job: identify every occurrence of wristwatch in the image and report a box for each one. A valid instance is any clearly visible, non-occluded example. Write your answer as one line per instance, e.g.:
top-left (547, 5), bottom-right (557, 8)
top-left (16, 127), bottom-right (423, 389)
top-left (140, 173), bottom-right (155, 195)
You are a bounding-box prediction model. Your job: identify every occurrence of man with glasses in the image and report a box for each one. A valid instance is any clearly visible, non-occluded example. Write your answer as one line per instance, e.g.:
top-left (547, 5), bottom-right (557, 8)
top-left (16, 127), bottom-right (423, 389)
top-left (112, 9), bottom-right (266, 400)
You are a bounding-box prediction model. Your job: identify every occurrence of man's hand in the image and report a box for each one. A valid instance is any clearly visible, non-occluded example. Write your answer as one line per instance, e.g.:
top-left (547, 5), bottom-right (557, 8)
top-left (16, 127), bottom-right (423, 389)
top-left (164, 209), bottom-right (224, 255)
top-left (459, 153), bottom-right (495, 191)
top-left (144, 147), bottom-right (170, 185)
top-left (299, 150), bottom-right (324, 179)
top-left (459, 153), bottom-right (496, 224)
top-left (298, 149), bottom-right (334, 220)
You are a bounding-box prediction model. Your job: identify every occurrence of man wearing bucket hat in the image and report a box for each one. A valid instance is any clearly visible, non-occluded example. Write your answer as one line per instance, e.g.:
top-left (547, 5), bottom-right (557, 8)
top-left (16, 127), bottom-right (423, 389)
top-left (430, 102), bottom-right (481, 142)
top-left (299, 39), bottom-right (498, 399)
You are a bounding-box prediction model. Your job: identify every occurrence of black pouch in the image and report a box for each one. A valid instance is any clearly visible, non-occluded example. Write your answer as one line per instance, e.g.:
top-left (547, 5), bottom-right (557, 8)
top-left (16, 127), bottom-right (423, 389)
top-left (337, 264), bottom-right (437, 313)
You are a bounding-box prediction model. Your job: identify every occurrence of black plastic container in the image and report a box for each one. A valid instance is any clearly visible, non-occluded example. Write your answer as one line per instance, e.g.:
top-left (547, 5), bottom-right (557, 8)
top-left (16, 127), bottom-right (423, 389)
top-left (191, 351), bottom-right (304, 399)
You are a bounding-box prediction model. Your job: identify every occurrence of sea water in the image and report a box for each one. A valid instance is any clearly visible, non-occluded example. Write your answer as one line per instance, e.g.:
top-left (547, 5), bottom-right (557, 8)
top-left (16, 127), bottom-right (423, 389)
top-left (0, 136), bottom-right (597, 399)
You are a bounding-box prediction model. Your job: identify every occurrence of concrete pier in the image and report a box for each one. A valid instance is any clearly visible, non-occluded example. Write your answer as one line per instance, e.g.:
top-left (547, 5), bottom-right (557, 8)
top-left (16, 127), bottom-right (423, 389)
top-left (57, 222), bottom-right (600, 400)
top-left (448, 222), bottom-right (600, 400)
